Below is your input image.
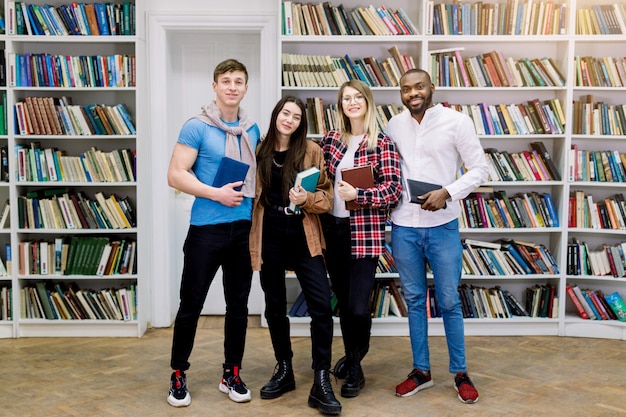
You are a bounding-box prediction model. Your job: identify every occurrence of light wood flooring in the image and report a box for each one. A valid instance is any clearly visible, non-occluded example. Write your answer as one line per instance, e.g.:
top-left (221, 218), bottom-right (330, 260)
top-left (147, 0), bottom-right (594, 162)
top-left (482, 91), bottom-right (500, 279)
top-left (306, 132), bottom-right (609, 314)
top-left (2, 315), bottom-right (626, 417)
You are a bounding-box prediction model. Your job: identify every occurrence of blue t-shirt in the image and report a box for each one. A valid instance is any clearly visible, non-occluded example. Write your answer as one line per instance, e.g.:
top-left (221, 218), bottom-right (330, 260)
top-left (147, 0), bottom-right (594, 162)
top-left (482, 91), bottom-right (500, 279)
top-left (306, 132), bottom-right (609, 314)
top-left (177, 118), bottom-right (260, 226)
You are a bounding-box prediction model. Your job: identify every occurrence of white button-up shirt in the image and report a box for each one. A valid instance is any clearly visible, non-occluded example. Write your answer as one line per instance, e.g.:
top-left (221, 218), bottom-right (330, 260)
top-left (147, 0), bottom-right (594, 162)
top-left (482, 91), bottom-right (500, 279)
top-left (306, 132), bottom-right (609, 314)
top-left (386, 104), bottom-right (489, 228)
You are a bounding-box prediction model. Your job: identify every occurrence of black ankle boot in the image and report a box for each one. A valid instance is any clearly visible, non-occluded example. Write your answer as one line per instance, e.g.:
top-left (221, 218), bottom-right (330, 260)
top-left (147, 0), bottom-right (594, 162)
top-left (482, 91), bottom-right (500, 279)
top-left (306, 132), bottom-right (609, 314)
top-left (340, 352), bottom-right (365, 398)
top-left (308, 369), bottom-right (342, 415)
top-left (260, 359), bottom-right (296, 399)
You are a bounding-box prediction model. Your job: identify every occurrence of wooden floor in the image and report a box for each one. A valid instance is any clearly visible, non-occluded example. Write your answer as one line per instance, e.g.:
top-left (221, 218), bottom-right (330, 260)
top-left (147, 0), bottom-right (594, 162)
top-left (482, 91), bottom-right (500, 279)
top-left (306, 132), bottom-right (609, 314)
top-left (2, 316), bottom-right (626, 417)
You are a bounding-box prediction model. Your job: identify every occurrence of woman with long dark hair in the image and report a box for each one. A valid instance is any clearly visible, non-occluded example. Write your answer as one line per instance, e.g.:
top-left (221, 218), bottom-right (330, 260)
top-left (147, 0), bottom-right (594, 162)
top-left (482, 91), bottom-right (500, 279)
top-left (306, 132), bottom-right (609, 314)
top-left (249, 96), bottom-right (341, 415)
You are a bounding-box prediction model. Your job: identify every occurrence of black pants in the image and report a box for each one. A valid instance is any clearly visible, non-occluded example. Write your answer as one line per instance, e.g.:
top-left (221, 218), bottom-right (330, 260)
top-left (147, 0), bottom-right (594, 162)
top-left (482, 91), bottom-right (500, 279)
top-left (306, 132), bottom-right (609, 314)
top-left (170, 221), bottom-right (252, 371)
top-left (322, 214), bottom-right (378, 357)
top-left (261, 210), bottom-right (333, 371)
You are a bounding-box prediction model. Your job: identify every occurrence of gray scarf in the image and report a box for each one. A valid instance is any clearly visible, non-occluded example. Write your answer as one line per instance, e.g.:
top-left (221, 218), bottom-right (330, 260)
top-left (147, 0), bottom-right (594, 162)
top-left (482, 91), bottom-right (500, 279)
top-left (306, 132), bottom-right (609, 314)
top-left (194, 101), bottom-right (256, 197)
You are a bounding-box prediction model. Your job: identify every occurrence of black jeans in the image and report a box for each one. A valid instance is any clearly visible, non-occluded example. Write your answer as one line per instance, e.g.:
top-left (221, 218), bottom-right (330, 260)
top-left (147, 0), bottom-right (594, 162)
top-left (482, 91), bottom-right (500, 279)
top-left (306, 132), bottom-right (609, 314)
top-left (322, 214), bottom-right (378, 357)
top-left (170, 221), bottom-right (252, 371)
top-left (260, 210), bottom-right (333, 371)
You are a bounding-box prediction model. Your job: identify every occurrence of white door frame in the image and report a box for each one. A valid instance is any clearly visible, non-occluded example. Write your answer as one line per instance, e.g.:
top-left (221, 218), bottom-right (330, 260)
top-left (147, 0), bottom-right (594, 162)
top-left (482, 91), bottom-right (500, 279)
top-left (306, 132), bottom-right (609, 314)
top-left (147, 12), bottom-right (278, 328)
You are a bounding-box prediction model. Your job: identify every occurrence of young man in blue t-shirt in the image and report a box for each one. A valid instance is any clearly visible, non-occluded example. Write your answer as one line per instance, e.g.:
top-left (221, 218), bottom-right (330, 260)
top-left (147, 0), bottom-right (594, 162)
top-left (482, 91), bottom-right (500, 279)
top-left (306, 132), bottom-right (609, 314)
top-left (166, 59), bottom-right (260, 407)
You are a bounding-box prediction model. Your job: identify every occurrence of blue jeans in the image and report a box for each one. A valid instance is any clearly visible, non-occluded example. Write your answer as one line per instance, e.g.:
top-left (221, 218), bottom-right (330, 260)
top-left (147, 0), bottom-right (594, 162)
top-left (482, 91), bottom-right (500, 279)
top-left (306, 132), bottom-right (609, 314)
top-left (391, 219), bottom-right (466, 374)
top-left (171, 221), bottom-right (252, 371)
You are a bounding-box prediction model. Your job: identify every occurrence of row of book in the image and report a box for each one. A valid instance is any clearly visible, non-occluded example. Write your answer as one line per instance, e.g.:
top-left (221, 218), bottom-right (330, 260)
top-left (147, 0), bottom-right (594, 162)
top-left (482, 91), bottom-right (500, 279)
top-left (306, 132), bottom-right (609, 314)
top-left (484, 141), bottom-right (561, 182)
top-left (458, 189), bottom-right (559, 229)
top-left (427, 0), bottom-right (568, 36)
top-left (14, 97), bottom-right (136, 136)
top-left (376, 242), bottom-right (397, 274)
top-left (21, 282), bottom-right (136, 321)
top-left (8, 2), bottom-right (136, 36)
top-left (9, 52), bottom-right (136, 88)
top-left (575, 56), bottom-right (626, 88)
top-left (17, 189), bottom-right (137, 230)
top-left (572, 96), bottom-right (626, 136)
top-left (19, 237), bottom-right (136, 276)
top-left (576, 4), bottom-right (626, 35)
top-left (16, 144), bottom-right (135, 183)
top-left (462, 238), bottom-right (559, 277)
top-left (282, 46), bottom-right (414, 88)
top-left (567, 240), bottom-right (626, 278)
top-left (566, 285), bottom-right (626, 321)
top-left (0, 145), bottom-right (8, 181)
top-left (0, 286), bottom-right (12, 320)
top-left (429, 48), bottom-right (565, 88)
top-left (282, 1), bottom-right (418, 36)
top-left (568, 148), bottom-right (626, 183)
top-left (568, 192), bottom-right (626, 230)
top-left (444, 99), bottom-right (565, 136)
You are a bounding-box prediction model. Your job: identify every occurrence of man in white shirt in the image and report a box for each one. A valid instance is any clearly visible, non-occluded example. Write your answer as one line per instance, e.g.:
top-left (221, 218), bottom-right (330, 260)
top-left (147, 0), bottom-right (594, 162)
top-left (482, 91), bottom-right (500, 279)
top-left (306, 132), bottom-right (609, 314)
top-left (386, 69), bottom-right (488, 404)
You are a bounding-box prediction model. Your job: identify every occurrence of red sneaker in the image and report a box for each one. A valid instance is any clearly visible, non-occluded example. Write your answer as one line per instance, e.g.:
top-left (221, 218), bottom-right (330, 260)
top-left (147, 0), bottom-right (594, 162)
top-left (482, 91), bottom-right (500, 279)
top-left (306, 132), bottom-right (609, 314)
top-left (395, 369), bottom-right (434, 397)
top-left (454, 372), bottom-right (479, 404)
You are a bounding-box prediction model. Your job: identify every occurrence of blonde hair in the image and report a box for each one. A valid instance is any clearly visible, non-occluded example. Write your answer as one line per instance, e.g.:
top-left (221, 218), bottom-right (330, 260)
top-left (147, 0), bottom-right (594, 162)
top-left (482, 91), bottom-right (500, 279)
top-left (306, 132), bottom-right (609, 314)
top-left (336, 80), bottom-right (379, 151)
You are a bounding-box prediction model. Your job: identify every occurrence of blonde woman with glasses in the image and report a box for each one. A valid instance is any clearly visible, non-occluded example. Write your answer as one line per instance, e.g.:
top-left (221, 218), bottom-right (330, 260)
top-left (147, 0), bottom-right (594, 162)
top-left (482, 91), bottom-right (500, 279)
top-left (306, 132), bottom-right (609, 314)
top-left (319, 80), bottom-right (402, 399)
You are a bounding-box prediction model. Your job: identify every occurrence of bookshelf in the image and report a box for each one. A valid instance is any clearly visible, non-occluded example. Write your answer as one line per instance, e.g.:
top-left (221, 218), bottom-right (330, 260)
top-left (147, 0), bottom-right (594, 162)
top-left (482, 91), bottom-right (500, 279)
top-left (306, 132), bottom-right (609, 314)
top-left (276, 0), bottom-right (626, 340)
top-left (0, 0), bottom-right (146, 338)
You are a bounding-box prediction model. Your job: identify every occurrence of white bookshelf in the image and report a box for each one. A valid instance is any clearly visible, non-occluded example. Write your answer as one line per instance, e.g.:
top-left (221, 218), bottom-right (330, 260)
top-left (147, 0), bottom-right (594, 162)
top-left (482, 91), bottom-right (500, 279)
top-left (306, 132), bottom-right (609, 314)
top-left (276, 0), bottom-right (626, 340)
top-left (0, 0), bottom-right (147, 338)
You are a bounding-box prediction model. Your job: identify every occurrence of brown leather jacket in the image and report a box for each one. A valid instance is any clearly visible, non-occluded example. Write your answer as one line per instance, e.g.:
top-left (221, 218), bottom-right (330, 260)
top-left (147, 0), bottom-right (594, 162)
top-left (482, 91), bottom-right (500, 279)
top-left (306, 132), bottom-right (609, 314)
top-left (249, 140), bottom-right (333, 271)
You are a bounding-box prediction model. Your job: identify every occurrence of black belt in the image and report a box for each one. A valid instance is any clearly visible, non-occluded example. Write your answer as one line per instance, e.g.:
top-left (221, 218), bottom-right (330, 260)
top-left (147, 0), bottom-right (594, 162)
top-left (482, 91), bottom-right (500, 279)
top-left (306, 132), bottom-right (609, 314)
top-left (270, 204), bottom-right (302, 216)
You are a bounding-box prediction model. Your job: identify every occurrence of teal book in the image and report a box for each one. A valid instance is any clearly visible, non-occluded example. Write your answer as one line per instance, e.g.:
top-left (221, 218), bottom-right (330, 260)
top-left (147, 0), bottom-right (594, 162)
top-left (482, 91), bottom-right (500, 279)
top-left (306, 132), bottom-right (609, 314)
top-left (288, 167), bottom-right (320, 214)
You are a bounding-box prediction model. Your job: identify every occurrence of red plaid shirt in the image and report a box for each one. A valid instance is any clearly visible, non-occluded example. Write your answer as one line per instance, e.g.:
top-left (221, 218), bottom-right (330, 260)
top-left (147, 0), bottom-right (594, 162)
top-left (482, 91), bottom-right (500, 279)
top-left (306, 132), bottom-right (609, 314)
top-left (321, 130), bottom-right (402, 258)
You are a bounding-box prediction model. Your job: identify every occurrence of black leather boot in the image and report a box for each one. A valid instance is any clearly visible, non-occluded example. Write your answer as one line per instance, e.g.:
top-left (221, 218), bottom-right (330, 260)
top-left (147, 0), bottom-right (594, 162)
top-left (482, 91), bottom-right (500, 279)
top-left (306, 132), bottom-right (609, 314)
top-left (340, 352), bottom-right (365, 398)
top-left (308, 369), bottom-right (342, 415)
top-left (260, 359), bottom-right (296, 399)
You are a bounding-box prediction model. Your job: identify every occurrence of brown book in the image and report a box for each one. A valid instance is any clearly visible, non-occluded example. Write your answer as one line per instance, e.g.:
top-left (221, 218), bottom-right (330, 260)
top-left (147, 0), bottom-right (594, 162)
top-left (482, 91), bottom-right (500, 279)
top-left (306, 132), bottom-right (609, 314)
top-left (528, 99), bottom-right (551, 134)
top-left (83, 4), bottom-right (101, 36)
top-left (341, 165), bottom-right (375, 210)
top-left (363, 57), bottom-right (388, 87)
top-left (45, 97), bottom-right (64, 135)
top-left (23, 97), bottom-right (42, 135)
top-left (388, 280), bottom-right (408, 317)
top-left (35, 97), bottom-right (53, 135)
top-left (486, 51), bottom-right (510, 87)
top-left (482, 55), bottom-right (502, 87)
top-left (388, 45), bottom-right (408, 74)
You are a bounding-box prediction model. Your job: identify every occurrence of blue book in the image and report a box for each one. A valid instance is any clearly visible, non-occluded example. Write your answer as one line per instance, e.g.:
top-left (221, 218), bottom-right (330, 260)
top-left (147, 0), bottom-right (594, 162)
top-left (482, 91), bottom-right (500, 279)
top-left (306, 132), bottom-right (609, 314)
top-left (541, 193), bottom-right (559, 227)
top-left (94, 3), bottom-right (111, 35)
top-left (501, 242), bottom-right (533, 274)
top-left (212, 157), bottom-right (249, 191)
top-left (115, 104), bottom-right (136, 135)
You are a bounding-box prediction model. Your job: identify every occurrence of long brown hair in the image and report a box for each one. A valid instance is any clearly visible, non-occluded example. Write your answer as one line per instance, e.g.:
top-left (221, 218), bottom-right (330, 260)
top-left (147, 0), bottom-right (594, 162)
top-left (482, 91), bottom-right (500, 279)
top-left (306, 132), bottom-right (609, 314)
top-left (257, 96), bottom-right (308, 206)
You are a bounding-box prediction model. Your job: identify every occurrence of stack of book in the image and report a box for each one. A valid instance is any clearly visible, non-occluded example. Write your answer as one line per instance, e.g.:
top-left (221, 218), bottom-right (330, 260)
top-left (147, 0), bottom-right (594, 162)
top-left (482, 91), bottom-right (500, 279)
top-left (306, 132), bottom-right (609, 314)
top-left (429, 48), bottom-right (566, 88)
top-left (18, 237), bottom-right (136, 276)
top-left (282, 1), bottom-right (418, 36)
top-left (282, 45), bottom-right (415, 88)
top-left (9, 53), bottom-right (135, 88)
top-left (458, 189), bottom-right (559, 229)
top-left (17, 189), bottom-right (136, 230)
top-left (427, 0), bottom-right (568, 36)
top-left (370, 279), bottom-right (407, 318)
top-left (567, 240), bottom-right (626, 277)
top-left (457, 284), bottom-right (531, 318)
top-left (576, 4), bottom-right (626, 35)
top-left (442, 99), bottom-right (565, 136)
top-left (572, 95), bottom-right (626, 136)
top-left (566, 285), bottom-right (626, 321)
top-left (14, 97), bottom-right (137, 136)
top-left (21, 281), bottom-right (136, 321)
top-left (568, 147), bottom-right (626, 182)
top-left (567, 191), bottom-right (626, 230)
top-left (16, 143), bottom-right (135, 183)
top-left (7, 2), bottom-right (136, 36)
top-left (462, 238), bottom-right (559, 276)
top-left (574, 56), bottom-right (626, 87)
top-left (484, 141), bottom-right (561, 182)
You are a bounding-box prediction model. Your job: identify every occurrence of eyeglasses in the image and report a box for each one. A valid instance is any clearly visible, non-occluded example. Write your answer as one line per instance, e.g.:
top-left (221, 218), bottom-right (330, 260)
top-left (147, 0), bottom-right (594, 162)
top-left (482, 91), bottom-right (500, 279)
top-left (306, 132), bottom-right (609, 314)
top-left (341, 95), bottom-right (366, 105)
